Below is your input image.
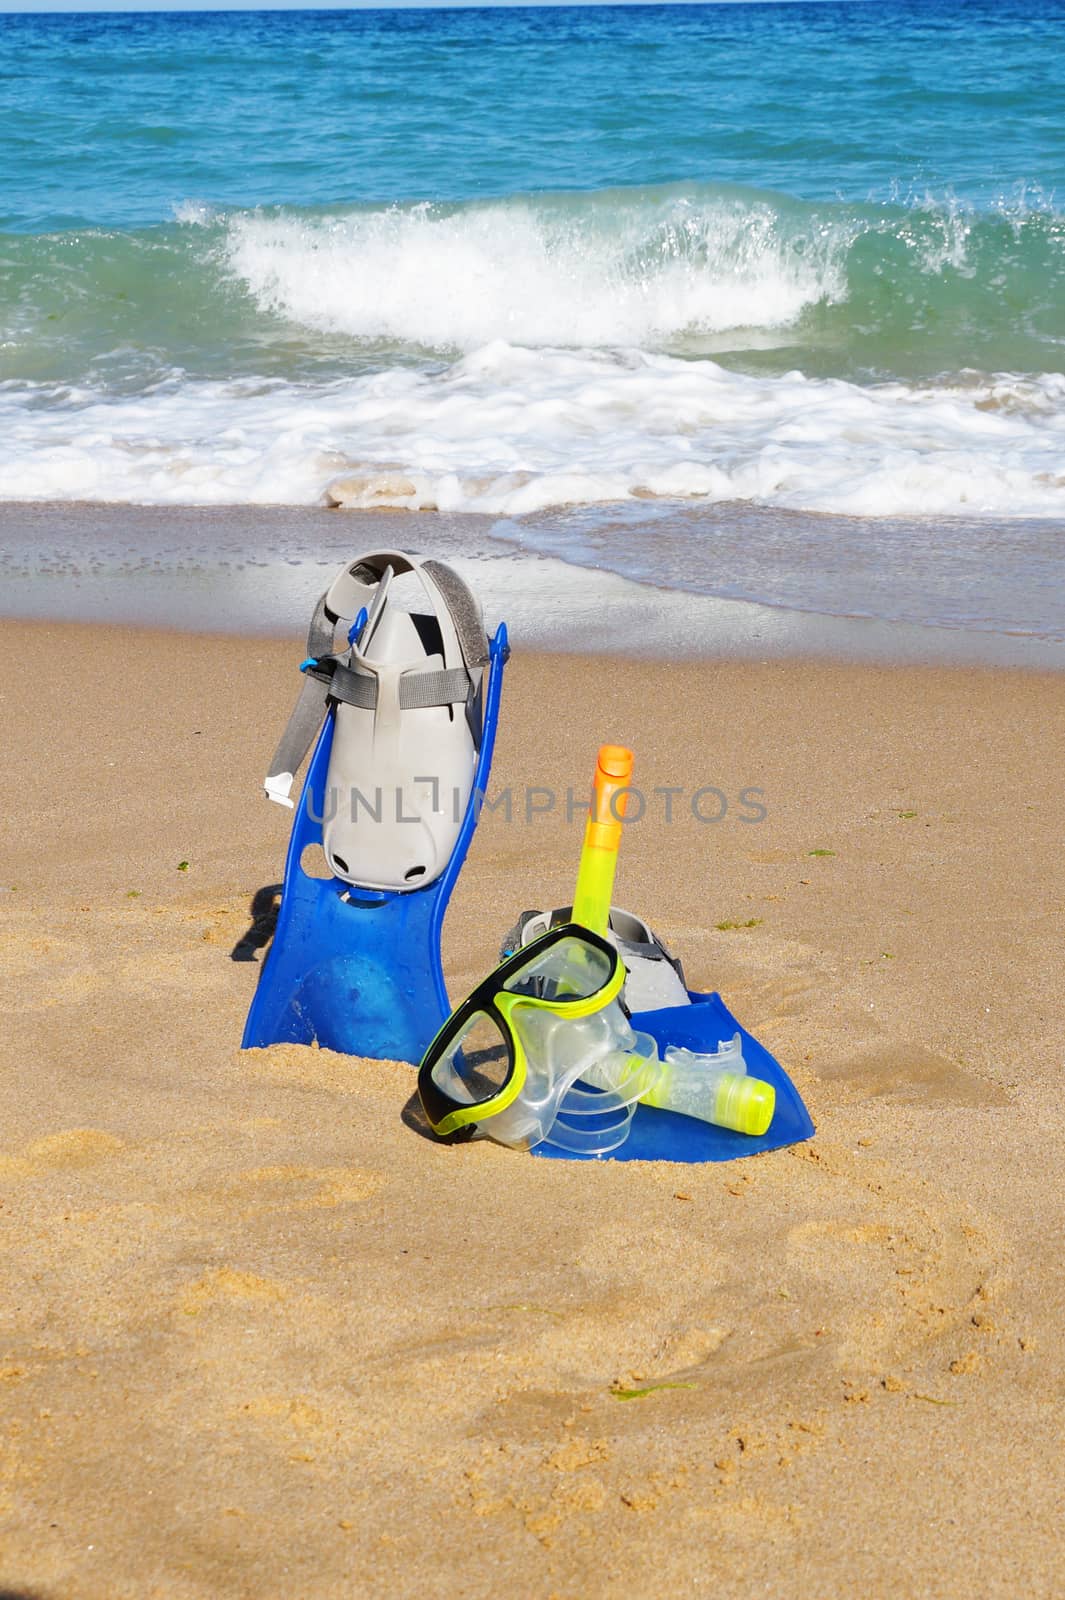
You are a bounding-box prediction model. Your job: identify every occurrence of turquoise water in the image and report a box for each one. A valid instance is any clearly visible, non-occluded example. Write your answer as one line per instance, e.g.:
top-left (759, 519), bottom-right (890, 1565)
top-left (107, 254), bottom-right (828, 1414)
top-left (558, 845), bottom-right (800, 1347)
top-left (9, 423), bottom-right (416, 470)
top-left (0, 1), bottom-right (1063, 520)
top-left (5, 2), bottom-right (1064, 228)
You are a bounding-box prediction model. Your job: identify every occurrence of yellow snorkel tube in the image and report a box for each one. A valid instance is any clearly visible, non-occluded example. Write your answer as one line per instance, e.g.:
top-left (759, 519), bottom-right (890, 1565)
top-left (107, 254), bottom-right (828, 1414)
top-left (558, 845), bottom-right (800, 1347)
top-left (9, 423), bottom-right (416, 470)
top-left (572, 744), bottom-right (634, 938)
top-left (572, 743), bottom-right (776, 1140)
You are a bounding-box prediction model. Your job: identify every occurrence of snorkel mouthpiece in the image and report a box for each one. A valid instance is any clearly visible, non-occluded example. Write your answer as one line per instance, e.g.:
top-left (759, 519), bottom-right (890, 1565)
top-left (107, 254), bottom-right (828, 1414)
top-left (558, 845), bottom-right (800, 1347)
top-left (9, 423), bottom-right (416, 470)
top-left (572, 745), bottom-right (634, 937)
top-left (639, 1037), bottom-right (777, 1138)
top-left (712, 1072), bottom-right (775, 1138)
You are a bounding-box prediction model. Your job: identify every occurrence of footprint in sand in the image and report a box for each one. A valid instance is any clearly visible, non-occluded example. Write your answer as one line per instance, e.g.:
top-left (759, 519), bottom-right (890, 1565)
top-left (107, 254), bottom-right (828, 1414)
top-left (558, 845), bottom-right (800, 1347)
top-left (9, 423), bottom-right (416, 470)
top-left (785, 1141), bottom-right (1005, 1373)
top-left (475, 1133), bottom-right (1004, 1457)
top-left (228, 1164), bottom-right (384, 1210)
top-left (0, 1128), bottom-right (124, 1180)
top-left (0, 932), bottom-right (101, 1012)
top-left (185, 1162), bottom-right (384, 1223)
top-left (818, 1043), bottom-right (1009, 1107)
top-left (179, 1266), bottom-right (290, 1318)
top-left (232, 1394), bottom-right (325, 1429)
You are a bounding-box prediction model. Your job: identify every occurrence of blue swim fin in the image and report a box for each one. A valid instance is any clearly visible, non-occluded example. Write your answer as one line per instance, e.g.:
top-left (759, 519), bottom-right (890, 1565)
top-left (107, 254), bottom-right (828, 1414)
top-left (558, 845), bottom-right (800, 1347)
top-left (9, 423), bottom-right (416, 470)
top-left (532, 991), bottom-right (814, 1162)
top-left (243, 608), bottom-right (509, 1066)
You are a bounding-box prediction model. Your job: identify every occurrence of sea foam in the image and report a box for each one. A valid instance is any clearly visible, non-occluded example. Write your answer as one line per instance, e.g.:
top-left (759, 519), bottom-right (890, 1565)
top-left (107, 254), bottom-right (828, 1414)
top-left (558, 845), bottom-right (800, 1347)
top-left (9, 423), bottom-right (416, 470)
top-left (1, 346), bottom-right (1061, 517)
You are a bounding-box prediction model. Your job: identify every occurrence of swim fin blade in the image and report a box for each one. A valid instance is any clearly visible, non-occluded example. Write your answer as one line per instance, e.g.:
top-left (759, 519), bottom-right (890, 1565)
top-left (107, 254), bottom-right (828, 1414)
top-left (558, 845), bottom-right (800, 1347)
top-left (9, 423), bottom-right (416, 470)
top-left (502, 905), bottom-right (813, 1161)
top-left (531, 993), bottom-right (814, 1163)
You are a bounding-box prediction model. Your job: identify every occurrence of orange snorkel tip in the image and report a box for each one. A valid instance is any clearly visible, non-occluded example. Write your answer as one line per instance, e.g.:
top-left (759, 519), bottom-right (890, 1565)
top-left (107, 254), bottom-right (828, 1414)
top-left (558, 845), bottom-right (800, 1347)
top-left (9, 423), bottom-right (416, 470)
top-left (572, 743), bottom-right (634, 936)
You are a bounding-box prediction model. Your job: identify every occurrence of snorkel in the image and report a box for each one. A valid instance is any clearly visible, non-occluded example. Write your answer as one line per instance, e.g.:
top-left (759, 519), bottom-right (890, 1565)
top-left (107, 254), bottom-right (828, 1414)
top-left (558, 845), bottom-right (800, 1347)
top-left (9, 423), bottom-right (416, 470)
top-left (416, 751), bottom-right (653, 1152)
top-left (418, 743), bottom-right (777, 1153)
top-left (569, 744), bottom-right (776, 1140)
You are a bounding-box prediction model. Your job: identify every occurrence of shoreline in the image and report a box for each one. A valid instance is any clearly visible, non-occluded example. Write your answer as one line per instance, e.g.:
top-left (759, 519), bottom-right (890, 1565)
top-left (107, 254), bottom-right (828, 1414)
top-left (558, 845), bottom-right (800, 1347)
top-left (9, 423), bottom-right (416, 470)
top-left (2, 500), bottom-right (1065, 670)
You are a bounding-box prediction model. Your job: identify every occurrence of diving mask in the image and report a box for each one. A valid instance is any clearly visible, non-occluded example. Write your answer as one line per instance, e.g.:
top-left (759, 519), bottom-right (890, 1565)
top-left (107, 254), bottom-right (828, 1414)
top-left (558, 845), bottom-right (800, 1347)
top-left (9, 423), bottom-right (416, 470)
top-left (418, 924), bottom-right (778, 1156)
top-left (417, 924), bottom-right (657, 1155)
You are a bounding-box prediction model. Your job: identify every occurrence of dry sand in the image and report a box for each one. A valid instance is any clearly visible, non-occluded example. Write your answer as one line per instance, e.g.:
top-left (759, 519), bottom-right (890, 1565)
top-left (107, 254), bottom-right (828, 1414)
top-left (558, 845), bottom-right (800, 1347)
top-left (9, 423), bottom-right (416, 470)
top-left (1, 618), bottom-right (1063, 1597)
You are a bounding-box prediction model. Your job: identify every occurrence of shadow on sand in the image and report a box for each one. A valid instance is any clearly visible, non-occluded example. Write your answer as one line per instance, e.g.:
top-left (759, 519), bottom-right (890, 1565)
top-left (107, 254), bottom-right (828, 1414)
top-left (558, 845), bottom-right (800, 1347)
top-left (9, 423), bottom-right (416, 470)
top-left (230, 884), bottom-right (282, 962)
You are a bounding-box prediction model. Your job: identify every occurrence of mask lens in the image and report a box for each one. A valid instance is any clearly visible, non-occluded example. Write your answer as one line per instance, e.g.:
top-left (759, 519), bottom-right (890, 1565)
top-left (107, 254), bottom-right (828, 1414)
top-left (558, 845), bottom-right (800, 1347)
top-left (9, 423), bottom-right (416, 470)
top-left (429, 1010), bottom-right (511, 1107)
top-left (502, 935), bottom-right (615, 1002)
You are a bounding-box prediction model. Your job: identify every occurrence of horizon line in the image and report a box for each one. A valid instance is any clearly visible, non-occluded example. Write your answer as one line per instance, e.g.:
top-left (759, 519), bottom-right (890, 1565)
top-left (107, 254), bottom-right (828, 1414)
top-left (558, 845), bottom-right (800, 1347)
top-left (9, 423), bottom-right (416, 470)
top-left (0, 0), bottom-right (872, 13)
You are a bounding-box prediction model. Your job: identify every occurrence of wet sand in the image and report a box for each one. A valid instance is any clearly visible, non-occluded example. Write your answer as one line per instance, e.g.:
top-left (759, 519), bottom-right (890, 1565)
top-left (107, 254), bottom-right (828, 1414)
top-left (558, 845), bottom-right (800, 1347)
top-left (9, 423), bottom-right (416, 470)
top-left (3, 501), bottom-right (1065, 668)
top-left (1, 619), bottom-right (1064, 1597)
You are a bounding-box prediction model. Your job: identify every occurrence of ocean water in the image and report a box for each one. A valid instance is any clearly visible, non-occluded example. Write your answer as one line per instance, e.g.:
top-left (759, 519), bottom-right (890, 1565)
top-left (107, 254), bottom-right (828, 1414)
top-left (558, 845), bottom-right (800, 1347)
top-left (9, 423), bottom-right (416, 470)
top-left (0, 1), bottom-right (1063, 629)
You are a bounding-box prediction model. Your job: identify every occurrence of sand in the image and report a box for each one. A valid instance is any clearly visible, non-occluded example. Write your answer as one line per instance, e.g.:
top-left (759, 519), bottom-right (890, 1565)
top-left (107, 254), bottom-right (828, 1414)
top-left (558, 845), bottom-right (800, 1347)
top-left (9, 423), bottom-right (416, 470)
top-left (1, 618), bottom-right (1063, 1598)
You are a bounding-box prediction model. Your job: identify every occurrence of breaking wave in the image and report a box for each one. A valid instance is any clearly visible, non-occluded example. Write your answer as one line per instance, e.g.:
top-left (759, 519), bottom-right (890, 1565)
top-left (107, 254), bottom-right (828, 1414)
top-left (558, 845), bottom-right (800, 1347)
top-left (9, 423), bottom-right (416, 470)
top-left (0, 181), bottom-right (1062, 515)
